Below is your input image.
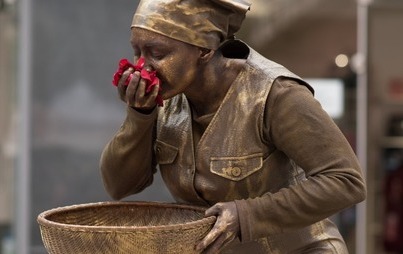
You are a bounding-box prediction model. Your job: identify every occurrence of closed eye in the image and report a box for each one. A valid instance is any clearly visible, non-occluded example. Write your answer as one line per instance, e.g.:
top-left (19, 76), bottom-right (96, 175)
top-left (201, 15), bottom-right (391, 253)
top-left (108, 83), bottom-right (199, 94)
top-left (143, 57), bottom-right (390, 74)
top-left (146, 48), bottom-right (169, 60)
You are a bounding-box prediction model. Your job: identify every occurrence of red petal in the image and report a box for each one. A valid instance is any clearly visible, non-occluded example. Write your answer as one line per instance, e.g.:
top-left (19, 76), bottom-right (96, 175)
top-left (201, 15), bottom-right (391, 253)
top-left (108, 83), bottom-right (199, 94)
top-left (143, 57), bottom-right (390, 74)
top-left (113, 59), bottom-right (135, 86)
top-left (118, 59), bottom-right (128, 68)
top-left (134, 57), bottom-right (145, 70)
top-left (140, 69), bottom-right (152, 81)
top-left (112, 57), bottom-right (163, 106)
top-left (112, 72), bottom-right (121, 86)
top-left (119, 59), bottom-right (134, 70)
top-left (150, 77), bottom-right (160, 87)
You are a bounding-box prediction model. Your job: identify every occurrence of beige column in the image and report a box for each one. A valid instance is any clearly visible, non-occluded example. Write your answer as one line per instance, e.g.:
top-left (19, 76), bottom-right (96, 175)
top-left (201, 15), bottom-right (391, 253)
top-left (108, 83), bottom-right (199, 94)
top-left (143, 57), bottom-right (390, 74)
top-left (0, 6), bottom-right (17, 225)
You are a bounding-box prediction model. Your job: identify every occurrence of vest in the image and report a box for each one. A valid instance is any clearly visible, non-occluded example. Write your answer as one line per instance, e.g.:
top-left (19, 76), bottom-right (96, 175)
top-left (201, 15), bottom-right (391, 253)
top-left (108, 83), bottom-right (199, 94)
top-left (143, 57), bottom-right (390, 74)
top-left (155, 46), bottom-right (308, 206)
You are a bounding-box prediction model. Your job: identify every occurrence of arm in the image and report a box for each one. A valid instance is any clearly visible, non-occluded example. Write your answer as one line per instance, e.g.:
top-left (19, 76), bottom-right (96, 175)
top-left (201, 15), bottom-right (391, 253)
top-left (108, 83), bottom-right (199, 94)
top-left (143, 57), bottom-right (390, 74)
top-left (101, 61), bottom-right (161, 200)
top-left (100, 107), bottom-right (157, 200)
top-left (235, 77), bottom-right (366, 241)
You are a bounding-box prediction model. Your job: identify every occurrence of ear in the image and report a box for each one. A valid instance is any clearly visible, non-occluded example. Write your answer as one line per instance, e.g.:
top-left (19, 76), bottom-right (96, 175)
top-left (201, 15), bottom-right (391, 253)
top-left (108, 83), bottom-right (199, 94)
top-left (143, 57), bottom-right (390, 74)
top-left (199, 48), bottom-right (215, 64)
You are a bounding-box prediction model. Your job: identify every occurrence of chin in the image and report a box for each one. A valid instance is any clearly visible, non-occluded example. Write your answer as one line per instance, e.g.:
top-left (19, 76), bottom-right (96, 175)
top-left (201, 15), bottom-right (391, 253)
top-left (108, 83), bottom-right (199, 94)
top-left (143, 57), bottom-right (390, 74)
top-left (160, 88), bottom-right (179, 100)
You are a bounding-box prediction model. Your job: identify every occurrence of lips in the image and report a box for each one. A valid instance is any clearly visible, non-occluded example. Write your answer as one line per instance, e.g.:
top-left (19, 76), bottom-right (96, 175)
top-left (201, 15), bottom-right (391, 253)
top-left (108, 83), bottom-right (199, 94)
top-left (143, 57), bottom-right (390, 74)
top-left (112, 57), bottom-right (163, 107)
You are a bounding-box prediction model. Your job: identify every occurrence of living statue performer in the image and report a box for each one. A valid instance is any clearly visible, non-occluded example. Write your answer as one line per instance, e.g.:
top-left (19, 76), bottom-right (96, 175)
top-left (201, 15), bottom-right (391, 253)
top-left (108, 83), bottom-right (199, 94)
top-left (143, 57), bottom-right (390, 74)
top-left (100, 0), bottom-right (366, 253)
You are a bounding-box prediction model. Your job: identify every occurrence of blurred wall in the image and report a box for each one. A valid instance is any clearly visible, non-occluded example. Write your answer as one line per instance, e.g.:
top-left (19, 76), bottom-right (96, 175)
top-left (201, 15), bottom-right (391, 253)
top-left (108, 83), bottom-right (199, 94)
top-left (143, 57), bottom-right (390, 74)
top-left (366, 2), bottom-right (403, 254)
top-left (0, 2), bottom-right (16, 244)
top-left (29, 1), bottom-right (173, 252)
top-left (240, 0), bottom-right (356, 79)
top-left (0, 7), bottom-right (14, 222)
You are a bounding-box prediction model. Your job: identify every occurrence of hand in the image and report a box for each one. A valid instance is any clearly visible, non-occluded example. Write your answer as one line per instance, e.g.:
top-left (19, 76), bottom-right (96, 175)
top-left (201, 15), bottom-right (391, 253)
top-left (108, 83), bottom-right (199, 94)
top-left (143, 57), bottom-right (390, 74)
top-left (117, 68), bottom-right (160, 112)
top-left (196, 202), bottom-right (240, 254)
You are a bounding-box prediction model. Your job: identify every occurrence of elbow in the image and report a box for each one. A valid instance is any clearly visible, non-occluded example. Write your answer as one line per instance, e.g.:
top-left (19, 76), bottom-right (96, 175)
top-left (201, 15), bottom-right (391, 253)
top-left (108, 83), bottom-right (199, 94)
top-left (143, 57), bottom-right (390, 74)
top-left (102, 176), bottom-right (127, 201)
top-left (102, 177), bottom-right (140, 201)
top-left (99, 148), bottom-right (155, 200)
top-left (353, 168), bottom-right (367, 204)
top-left (107, 187), bottom-right (128, 201)
top-left (99, 156), bottom-right (133, 200)
top-left (355, 178), bottom-right (367, 204)
top-left (101, 169), bottom-right (154, 201)
top-left (345, 174), bottom-right (367, 206)
top-left (100, 166), bottom-right (132, 201)
top-left (103, 181), bottom-right (139, 201)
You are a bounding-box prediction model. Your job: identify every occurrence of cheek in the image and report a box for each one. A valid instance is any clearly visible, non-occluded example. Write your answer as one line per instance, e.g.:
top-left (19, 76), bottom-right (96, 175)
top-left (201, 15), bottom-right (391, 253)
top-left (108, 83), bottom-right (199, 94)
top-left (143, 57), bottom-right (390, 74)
top-left (158, 57), bottom-right (198, 88)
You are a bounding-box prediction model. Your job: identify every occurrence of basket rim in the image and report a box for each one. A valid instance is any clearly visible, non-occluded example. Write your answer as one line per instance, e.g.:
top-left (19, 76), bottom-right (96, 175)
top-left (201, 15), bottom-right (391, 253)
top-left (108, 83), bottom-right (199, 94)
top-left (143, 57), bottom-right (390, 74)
top-left (37, 201), bottom-right (216, 233)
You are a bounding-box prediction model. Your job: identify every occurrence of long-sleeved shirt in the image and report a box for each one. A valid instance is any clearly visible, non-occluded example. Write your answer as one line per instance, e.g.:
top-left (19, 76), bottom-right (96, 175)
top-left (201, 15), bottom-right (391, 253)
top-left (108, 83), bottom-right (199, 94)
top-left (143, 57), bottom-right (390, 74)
top-left (100, 42), bottom-right (366, 253)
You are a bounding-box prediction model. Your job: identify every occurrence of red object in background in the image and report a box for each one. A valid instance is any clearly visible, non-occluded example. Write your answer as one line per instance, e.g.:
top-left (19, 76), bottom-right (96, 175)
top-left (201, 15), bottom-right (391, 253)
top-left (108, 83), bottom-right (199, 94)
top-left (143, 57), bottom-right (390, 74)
top-left (383, 167), bottom-right (403, 252)
top-left (112, 57), bottom-right (163, 107)
top-left (388, 77), bottom-right (403, 100)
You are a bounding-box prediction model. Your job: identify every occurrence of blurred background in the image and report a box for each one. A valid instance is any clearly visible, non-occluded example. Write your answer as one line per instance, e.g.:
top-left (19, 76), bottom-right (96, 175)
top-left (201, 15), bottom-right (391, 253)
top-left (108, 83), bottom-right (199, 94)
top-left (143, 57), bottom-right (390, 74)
top-left (0, 0), bottom-right (402, 253)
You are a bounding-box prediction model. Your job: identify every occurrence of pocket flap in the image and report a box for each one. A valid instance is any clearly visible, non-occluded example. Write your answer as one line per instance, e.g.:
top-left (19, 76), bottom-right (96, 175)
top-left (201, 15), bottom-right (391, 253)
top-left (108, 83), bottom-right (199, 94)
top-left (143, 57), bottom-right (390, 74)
top-left (210, 153), bottom-right (263, 181)
top-left (155, 140), bottom-right (179, 165)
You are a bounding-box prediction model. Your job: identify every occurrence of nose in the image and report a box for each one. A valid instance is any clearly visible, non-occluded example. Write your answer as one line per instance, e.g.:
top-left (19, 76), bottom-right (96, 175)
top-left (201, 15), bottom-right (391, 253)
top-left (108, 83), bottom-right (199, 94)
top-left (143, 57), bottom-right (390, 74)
top-left (134, 56), bottom-right (154, 72)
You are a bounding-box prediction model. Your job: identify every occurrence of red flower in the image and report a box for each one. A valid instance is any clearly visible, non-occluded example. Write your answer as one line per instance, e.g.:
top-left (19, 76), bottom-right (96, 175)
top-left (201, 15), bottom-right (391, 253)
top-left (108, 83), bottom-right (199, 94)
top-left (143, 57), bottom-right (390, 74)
top-left (112, 57), bottom-right (163, 106)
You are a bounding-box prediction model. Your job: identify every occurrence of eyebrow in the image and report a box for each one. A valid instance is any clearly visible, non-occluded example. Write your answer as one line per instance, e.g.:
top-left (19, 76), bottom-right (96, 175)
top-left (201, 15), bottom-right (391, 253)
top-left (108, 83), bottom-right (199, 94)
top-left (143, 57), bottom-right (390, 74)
top-left (130, 38), bottom-right (165, 48)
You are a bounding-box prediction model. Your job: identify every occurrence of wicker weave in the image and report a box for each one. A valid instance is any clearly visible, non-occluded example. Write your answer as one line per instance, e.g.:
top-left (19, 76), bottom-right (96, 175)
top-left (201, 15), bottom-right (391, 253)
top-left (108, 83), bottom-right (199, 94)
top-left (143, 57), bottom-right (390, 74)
top-left (37, 201), bottom-right (216, 254)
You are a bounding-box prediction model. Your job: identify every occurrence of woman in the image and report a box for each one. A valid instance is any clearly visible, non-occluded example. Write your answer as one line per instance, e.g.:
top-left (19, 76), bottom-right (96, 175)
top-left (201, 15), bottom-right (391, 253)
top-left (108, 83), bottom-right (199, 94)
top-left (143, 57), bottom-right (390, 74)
top-left (100, 0), bottom-right (366, 253)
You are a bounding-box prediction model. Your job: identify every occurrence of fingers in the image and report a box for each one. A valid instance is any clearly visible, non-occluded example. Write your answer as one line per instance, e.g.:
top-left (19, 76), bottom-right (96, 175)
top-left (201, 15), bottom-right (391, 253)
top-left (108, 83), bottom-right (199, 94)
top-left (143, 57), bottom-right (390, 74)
top-left (148, 83), bottom-right (160, 104)
top-left (126, 71), bottom-right (142, 105)
top-left (197, 226), bottom-right (236, 254)
top-left (196, 202), bottom-right (240, 253)
top-left (196, 221), bottom-right (223, 252)
top-left (205, 203), bottom-right (223, 217)
top-left (196, 204), bottom-right (227, 253)
top-left (132, 76), bottom-right (157, 109)
top-left (117, 67), bottom-right (134, 102)
top-left (196, 204), bottom-right (223, 250)
top-left (202, 232), bottom-right (236, 254)
top-left (117, 69), bottom-right (158, 110)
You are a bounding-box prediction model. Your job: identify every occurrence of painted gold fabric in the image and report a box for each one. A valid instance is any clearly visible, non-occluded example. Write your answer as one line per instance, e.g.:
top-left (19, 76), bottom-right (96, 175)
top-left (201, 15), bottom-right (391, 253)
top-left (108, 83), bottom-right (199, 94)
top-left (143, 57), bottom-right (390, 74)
top-left (100, 41), bottom-right (366, 253)
top-left (131, 0), bottom-right (251, 49)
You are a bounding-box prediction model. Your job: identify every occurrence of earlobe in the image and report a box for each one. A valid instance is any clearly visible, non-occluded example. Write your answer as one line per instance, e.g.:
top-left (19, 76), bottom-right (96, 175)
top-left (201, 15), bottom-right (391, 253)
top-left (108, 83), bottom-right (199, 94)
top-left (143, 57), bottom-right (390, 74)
top-left (199, 48), bottom-right (215, 64)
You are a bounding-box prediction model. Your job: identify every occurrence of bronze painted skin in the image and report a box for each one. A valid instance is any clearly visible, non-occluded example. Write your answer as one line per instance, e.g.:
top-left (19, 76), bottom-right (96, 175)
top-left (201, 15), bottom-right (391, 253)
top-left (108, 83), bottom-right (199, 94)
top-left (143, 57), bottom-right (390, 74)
top-left (101, 0), bottom-right (366, 253)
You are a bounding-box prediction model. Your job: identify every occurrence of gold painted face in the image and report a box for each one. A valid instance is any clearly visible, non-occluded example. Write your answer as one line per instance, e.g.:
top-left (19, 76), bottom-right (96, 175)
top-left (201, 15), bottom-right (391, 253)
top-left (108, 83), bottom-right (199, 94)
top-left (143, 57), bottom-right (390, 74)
top-left (130, 27), bottom-right (203, 100)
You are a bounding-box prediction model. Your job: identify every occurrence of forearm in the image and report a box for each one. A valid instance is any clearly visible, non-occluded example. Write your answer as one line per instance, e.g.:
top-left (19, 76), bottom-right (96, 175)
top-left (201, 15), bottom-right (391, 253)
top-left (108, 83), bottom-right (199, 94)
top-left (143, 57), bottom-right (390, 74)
top-left (235, 166), bottom-right (365, 241)
top-left (100, 107), bottom-right (157, 200)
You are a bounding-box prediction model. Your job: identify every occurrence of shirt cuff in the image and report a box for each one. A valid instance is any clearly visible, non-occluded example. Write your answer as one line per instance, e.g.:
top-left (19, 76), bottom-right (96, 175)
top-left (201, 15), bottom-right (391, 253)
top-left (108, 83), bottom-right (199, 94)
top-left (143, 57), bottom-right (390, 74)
top-left (126, 106), bottom-right (157, 123)
top-left (234, 199), bottom-right (254, 243)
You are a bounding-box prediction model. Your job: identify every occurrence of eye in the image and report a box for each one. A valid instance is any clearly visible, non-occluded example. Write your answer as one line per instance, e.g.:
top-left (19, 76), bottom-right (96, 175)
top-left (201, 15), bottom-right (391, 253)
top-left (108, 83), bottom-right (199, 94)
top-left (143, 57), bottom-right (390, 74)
top-left (149, 49), bottom-right (166, 60)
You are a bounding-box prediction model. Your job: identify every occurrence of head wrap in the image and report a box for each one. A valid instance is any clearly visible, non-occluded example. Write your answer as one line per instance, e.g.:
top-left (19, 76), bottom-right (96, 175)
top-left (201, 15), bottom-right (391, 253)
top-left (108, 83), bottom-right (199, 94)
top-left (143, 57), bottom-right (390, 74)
top-left (131, 0), bottom-right (251, 50)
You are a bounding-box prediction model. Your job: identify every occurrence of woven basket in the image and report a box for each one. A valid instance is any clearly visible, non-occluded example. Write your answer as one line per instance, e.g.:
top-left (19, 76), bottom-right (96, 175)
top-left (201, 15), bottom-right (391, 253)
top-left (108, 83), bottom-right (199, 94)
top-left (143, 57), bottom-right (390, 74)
top-left (37, 201), bottom-right (216, 254)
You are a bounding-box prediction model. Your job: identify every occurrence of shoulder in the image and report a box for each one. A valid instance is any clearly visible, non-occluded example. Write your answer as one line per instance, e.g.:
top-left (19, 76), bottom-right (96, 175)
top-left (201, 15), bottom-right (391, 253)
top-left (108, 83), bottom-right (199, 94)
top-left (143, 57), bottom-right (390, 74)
top-left (265, 77), bottom-right (321, 127)
top-left (269, 77), bottom-right (314, 102)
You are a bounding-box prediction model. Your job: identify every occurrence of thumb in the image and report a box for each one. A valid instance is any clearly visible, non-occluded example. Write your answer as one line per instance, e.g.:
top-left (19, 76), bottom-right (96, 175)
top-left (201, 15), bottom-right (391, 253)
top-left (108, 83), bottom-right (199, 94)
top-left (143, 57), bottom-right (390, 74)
top-left (205, 203), bottom-right (223, 217)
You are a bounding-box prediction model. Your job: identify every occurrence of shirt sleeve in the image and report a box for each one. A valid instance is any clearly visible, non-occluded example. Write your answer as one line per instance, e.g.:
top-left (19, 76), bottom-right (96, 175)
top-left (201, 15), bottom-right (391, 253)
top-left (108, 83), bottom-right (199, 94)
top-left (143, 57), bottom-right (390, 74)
top-left (235, 77), bottom-right (366, 242)
top-left (100, 106), bottom-right (158, 200)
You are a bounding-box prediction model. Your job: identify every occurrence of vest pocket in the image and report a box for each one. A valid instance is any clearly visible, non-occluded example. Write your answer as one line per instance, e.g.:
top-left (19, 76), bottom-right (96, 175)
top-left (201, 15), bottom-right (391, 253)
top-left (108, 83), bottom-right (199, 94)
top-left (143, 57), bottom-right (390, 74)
top-left (210, 153), bottom-right (263, 181)
top-left (155, 140), bottom-right (179, 165)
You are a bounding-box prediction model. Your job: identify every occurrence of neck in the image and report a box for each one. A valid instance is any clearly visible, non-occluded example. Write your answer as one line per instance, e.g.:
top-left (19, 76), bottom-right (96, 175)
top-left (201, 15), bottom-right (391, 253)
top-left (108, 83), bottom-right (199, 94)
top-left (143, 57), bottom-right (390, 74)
top-left (185, 52), bottom-right (245, 117)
